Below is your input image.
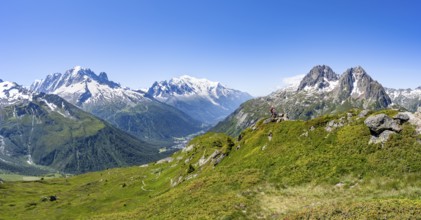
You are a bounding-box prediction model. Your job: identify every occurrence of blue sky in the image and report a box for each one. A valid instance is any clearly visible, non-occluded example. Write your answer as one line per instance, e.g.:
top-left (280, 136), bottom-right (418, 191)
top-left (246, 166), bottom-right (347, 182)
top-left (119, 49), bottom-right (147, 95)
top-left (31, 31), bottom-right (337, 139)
top-left (1, 0), bottom-right (420, 96)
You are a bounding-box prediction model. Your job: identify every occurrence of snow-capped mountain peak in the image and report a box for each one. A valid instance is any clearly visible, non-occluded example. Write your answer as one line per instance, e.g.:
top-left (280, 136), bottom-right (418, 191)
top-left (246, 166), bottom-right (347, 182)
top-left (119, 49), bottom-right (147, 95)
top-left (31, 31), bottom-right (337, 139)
top-left (149, 75), bottom-right (224, 99)
top-left (169, 75), bottom-right (221, 96)
top-left (30, 67), bottom-right (144, 107)
top-left (71, 65), bottom-right (82, 75)
top-left (147, 75), bottom-right (252, 124)
top-left (0, 80), bottom-right (31, 106)
top-left (297, 65), bottom-right (339, 92)
top-left (175, 75), bottom-right (220, 87)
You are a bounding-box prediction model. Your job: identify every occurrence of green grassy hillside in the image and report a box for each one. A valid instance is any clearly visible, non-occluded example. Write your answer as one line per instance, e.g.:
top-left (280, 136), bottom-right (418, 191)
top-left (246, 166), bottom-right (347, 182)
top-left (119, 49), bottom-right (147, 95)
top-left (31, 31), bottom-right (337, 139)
top-left (0, 94), bottom-right (165, 175)
top-left (1, 109), bottom-right (420, 219)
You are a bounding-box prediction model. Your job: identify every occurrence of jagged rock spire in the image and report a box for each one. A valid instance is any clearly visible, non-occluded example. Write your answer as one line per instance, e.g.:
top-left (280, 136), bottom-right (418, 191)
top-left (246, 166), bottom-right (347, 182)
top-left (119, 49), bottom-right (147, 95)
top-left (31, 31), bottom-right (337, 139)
top-left (297, 65), bottom-right (339, 91)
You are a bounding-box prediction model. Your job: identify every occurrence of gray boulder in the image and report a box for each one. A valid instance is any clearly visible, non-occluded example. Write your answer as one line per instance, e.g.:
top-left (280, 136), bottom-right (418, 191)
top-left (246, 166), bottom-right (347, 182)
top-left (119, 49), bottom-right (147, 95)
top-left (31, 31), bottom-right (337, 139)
top-left (325, 118), bottom-right (345, 132)
top-left (364, 114), bottom-right (402, 135)
top-left (393, 113), bottom-right (410, 125)
top-left (369, 130), bottom-right (396, 144)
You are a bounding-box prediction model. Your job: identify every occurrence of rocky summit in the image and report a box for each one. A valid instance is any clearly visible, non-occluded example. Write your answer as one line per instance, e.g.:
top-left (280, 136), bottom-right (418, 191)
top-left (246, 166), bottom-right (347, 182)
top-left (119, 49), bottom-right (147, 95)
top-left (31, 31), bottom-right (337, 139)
top-left (334, 66), bottom-right (391, 108)
top-left (297, 65), bottom-right (339, 91)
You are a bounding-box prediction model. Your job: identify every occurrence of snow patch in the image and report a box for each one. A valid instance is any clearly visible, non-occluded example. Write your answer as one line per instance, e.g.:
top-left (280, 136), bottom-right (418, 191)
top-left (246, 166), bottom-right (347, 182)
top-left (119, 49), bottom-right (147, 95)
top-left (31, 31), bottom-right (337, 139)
top-left (72, 66), bottom-right (82, 75)
top-left (0, 81), bottom-right (30, 105)
top-left (26, 155), bottom-right (34, 165)
top-left (39, 98), bottom-right (58, 111)
top-left (351, 72), bottom-right (363, 97)
top-left (325, 79), bottom-right (338, 92)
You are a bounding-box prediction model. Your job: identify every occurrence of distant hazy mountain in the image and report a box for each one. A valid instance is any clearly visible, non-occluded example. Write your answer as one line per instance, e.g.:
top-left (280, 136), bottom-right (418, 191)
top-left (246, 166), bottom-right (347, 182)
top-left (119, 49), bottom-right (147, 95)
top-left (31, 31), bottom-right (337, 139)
top-left (1, 82), bottom-right (164, 174)
top-left (213, 65), bottom-right (392, 136)
top-left (386, 87), bottom-right (421, 112)
top-left (30, 67), bottom-right (202, 145)
top-left (147, 75), bottom-right (252, 125)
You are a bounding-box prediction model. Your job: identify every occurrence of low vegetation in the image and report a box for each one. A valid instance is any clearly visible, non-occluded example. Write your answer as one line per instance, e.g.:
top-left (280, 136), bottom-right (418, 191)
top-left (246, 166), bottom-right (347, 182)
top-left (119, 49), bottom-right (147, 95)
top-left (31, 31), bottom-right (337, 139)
top-left (1, 109), bottom-right (420, 219)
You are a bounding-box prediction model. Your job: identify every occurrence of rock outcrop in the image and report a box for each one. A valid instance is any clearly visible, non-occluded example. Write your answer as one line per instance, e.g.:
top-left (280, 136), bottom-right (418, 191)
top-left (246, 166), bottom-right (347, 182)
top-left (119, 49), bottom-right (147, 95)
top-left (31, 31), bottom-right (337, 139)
top-left (263, 113), bottom-right (289, 124)
top-left (325, 117), bottom-right (347, 132)
top-left (393, 113), bottom-right (410, 124)
top-left (365, 114), bottom-right (402, 135)
top-left (364, 112), bottom-right (412, 144)
top-left (403, 108), bottom-right (421, 134)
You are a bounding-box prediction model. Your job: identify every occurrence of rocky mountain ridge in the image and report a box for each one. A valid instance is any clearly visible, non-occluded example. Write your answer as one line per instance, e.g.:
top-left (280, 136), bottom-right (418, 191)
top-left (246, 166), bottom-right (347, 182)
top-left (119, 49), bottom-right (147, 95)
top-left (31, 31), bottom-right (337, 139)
top-left (30, 66), bottom-right (145, 107)
top-left (386, 87), bottom-right (421, 112)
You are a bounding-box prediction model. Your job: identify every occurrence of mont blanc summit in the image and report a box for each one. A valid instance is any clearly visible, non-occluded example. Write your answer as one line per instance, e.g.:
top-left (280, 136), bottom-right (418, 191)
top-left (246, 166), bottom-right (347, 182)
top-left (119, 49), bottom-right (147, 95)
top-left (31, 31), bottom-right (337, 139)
top-left (147, 75), bottom-right (252, 124)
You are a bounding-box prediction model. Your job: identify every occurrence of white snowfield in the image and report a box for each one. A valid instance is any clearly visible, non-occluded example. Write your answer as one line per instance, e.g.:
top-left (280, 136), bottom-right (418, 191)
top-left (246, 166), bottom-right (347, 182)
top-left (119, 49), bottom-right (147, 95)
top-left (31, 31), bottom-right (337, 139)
top-left (152, 75), bottom-right (244, 106)
top-left (0, 80), bottom-right (31, 105)
top-left (30, 66), bottom-right (149, 106)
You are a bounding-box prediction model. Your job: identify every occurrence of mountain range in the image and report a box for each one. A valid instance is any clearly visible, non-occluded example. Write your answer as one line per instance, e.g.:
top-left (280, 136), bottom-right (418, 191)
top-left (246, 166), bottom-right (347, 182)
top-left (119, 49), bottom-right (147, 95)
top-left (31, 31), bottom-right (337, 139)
top-left (213, 65), bottom-right (419, 136)
top-left (30, 67), bottom-right (204, 145)
top-left (1, 67), bottom-right (252, 175)
top-left (2, 64), bottom-right (421, 175)
top-left (0, 81), bottom-right (164, 174)
top-left (386, 87), bottom-right (421, 112)
top-left (147, 75), bottom-right (252, 125)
